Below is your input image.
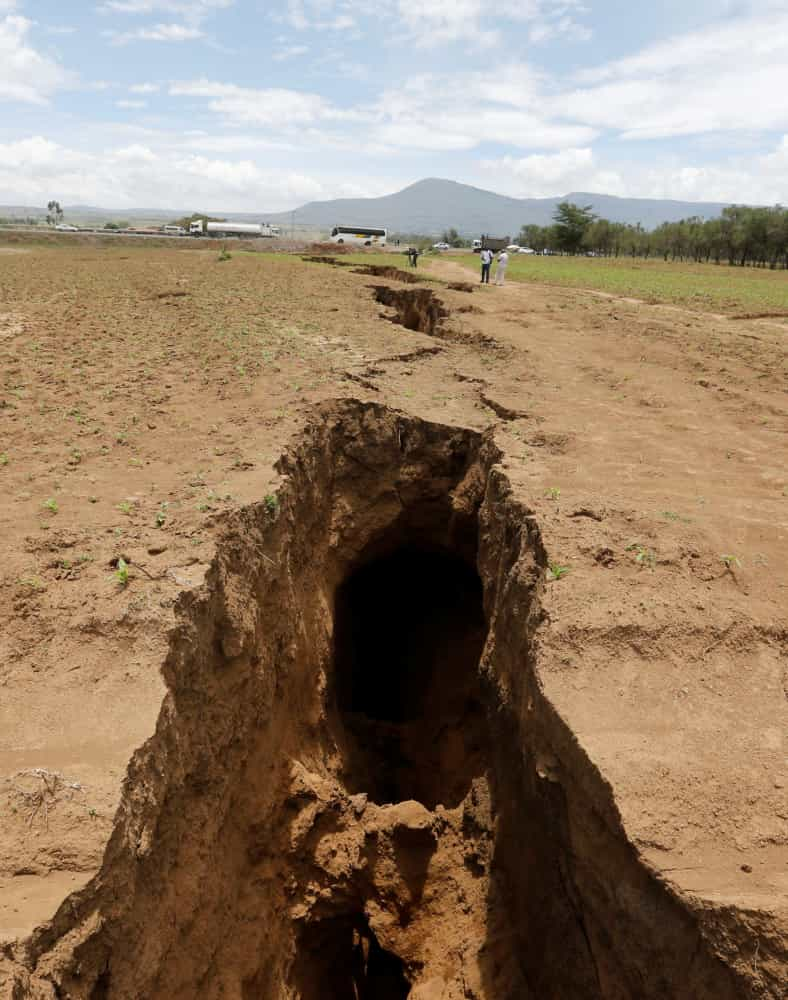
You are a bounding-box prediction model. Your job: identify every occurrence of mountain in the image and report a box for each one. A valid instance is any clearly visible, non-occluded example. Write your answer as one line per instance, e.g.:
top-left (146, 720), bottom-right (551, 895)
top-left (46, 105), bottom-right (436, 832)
top-left (268, 178), bottom-right (733, 235)
top-left (0, 179), bottom-right (737, 235)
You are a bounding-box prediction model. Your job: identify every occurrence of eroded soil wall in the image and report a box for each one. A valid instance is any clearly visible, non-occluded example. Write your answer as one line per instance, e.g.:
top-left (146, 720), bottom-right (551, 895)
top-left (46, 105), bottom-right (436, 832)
top-left (5, 401), bottom-right (751, 999)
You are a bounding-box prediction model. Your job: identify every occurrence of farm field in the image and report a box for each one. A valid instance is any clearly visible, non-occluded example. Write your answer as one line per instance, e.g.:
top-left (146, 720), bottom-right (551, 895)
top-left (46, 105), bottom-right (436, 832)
top-left (0, 243), bottom-right (786, 997)
top-left (452, 251), bottom-right (788, 314)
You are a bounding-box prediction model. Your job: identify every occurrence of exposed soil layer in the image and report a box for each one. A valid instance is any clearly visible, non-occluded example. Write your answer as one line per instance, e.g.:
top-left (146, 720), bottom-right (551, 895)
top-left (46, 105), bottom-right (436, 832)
top-left (1, 400), bottom-right (766, 999)
top-left (352, 264), bottom-right (421, 283)
top-left (372, 285), bottom-right (448, 335)
top-left (301, 255), bottom-right (354, 267)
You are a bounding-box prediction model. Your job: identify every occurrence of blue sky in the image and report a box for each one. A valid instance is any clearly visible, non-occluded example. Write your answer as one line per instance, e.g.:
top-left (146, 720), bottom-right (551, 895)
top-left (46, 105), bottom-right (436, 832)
top-left (0, 0), bottom-right (786, 211)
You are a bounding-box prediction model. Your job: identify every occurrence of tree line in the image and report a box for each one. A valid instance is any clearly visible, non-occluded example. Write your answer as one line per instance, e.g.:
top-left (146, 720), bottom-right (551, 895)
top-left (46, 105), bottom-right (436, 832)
top-left (520, 202), bottom-right (788, 268)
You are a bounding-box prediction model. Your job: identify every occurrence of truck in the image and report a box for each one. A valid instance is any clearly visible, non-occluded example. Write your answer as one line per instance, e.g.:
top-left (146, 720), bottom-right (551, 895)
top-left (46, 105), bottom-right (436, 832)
top-left (188, 220), bottom-right (281, 238)
top-left (474, 234), bottom-right (510, 253)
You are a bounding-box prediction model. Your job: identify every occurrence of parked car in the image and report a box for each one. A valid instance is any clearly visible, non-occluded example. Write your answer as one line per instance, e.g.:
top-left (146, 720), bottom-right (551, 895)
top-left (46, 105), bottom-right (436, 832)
top-left (506, 244), bottom-right (521, 252)
top-left (517, 246), bottom-right (535, 254)
top-left (432, 242), bottom-right (450, 250)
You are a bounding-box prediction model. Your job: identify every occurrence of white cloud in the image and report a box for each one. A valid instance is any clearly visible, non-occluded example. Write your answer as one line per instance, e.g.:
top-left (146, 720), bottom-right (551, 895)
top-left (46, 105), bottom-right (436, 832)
top-left (273, 43), bottom-right (309, 61)
top-left (130, 81), bottom-right (160, 92)
top-left (107, 21), bottom-right (204, 42)
top-left (0, 15), bottom-right (74, 104)
top-left (368, 73), bottom-right (597, 151)
top-left (0, 1), bottom-right (18, 10)
top-left (0, 133), bottom-right (382, 211)
top-left (276, 0), bottom-right (590, 45)
top-left (116, 98), bottom-right (147, 108)
top-left (480, 136), bottom-right (788, 204)
top-left (169, 78), bottom-right (350, 126)
top-left (561, 10), bottom-right (788, 139)
top-left (98, 0), bottom-right (233, 18)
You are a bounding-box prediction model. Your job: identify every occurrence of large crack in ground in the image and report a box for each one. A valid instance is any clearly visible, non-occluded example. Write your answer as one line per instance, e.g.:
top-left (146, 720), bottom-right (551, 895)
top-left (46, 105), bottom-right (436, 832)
top-left (3, 400), bottom-right (757, 998)
top-left (372, 286), bottom-right (448, 336)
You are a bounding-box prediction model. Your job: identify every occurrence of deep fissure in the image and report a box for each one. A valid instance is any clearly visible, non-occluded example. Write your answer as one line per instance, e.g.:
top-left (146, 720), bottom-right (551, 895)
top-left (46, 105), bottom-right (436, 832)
top-left (334, 541), bottom-right (488, 809)
top-left (11, 402), bottom-right (758, 1000)
top-left (294, 915), bottom-right (411, 1000)
top-left (372, 285), bottom-right (448, 335)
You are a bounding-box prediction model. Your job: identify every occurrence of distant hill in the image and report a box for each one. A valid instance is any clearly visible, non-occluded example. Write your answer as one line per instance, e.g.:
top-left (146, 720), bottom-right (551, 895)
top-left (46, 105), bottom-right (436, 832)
top-left (0, 178), bottom-right (738, 235)
top-left (269, 179), bottom-right (734, 235)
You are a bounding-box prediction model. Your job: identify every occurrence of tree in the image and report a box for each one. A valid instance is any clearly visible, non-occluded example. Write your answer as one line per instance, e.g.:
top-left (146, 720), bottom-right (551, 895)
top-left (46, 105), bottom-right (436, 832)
top-left (553, 201), bottom-right (595, 254)
top-left (46, 200), bottom-right (64, 227)
top-left (440, 226), bottom-right (465, 248)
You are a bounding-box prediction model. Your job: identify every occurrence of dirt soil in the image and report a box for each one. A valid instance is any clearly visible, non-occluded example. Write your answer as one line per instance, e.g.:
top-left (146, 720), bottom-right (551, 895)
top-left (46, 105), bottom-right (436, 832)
top-left (0, 246), bottom-right (785, 998)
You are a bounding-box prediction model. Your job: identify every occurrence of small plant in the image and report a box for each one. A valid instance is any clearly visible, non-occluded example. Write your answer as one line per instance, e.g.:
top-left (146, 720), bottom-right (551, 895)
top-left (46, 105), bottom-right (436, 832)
top-left (113, 557), bottom-right (129, 587)
top-left (218, 247), bottom-right (232, 262)
top-left (626, 543), bottom-right (656, 569)
top-left (544, 486), bottom-right (561, 501)
top-left (117, 501), bottom-right (133, 515)
top-left (43, 497), bottom-right (59, 514)
top-left (0, 452), bottom-right (8, 466)
top-left (547, 563), bottom-right (570, 581)
top-left (264, 493), bottom-right (279, 516)
top-left (18, 576), bottom-right (46, 592)
top-left (720, 553), bottom-right (741, 571)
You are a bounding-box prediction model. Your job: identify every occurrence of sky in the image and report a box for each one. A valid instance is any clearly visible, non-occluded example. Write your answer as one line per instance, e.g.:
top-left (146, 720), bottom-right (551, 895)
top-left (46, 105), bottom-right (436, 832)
top-left (0, 0), bottom-right (787, 212)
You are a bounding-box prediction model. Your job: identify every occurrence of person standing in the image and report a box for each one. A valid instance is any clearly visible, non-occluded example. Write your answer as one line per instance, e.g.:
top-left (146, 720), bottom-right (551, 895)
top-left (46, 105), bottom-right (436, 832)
top-left (480, 246), bottom-right (493, 283)
top-left (495, 249), bottom-right (509, 285)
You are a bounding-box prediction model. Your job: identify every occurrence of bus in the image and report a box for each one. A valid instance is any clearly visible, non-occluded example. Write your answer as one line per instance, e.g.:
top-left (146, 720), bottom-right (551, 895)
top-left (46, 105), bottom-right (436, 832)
top-left (330, 226), bottom-right (387, 247)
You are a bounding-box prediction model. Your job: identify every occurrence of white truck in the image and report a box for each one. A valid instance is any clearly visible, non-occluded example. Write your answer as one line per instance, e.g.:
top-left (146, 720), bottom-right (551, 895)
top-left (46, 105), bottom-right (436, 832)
top-left (189, 220), bottom-right (281, 238)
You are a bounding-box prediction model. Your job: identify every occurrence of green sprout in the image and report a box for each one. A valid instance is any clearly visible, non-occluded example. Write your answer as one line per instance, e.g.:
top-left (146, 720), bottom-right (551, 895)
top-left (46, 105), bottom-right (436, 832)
top-left (544, 486), bottom-right (561, 501)
top-left (113, 557), bottom-right (129, 587)
top-left (264, 494), bottom-right (279, 516)
top-left (547, 563), bottom-right (570, 581)
top-left (626, 543), bottom-right (656, 569)
top-left (43, 497), bottom-right (59, 514)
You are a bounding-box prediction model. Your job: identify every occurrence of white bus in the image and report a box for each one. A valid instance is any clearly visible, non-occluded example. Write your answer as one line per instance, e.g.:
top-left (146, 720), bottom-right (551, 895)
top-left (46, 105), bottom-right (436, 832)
top-left (330, 225), bottom-right (387, 247)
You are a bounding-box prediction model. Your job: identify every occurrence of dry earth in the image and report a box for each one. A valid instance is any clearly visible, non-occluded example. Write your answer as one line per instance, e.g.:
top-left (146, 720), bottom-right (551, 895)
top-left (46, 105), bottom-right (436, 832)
top-left (0, 245), bottom-right (786, 998)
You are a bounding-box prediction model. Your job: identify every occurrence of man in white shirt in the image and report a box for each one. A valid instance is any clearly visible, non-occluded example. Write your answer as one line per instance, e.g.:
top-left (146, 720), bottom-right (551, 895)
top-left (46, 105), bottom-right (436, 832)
top-left (495, 250), bottom-right (509, 285)
top-left (480, 247), bottom-right (493, 283)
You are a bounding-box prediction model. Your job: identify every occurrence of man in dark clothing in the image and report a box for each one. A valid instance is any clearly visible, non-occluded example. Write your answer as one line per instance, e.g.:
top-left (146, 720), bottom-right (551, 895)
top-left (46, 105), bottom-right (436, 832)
top-left (480, 247), bottom-right (493, 283)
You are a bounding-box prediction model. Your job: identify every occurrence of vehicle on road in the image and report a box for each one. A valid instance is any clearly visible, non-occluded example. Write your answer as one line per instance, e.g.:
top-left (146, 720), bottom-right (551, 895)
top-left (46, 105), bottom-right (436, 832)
top-left (330, 226), bottom-right (387, 247)
top-left (471, 239), bottom-right (482, 252)
top-left (517, 246), bottom-right (535, 254)
top-left (189, 220), bottom-right (281, 238)
top-left (506, 244), bottom-right (521, 252)
top-left (55, 224), bottom-right (79, 232)
top-left (432, 242), bottom-right (450, 250)
top-left (162, 225), bottom-right (187, 237)
top-left (478, 235), bottom-right (510, 253)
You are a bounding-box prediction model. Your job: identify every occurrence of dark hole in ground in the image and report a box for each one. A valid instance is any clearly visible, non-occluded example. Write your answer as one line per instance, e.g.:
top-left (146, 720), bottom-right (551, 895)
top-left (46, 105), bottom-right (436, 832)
top-left (294, 915), bottom-right (410, 1000)
top-left (335, 543), bottom-right (488, 808)
top-left (352, 264), bottom-right (420, 283)
top-left (371, 286), bottom-right (448, 336)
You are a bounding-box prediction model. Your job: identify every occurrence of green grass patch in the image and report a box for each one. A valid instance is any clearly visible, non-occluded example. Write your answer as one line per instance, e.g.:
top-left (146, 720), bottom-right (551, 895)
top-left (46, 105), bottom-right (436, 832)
top-left (452, 253), bottom-right (788, 313)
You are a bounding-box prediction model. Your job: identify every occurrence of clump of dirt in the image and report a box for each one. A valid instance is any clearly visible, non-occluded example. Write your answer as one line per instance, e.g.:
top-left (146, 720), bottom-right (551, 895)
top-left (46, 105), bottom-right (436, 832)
top-left (2, 400), bottom-right (766, 999)
top-left (372, 285), bottom-right (448, 336)
top-left (447, 282), bottom-right (475, 293)
top-left (352, 264), bottom-right (421, 283)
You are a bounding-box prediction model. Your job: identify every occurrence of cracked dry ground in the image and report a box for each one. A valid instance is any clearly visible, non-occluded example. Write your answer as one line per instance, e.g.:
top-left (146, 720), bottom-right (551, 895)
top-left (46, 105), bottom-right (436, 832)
top-left (0, 245), bottom-right (786, 998)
